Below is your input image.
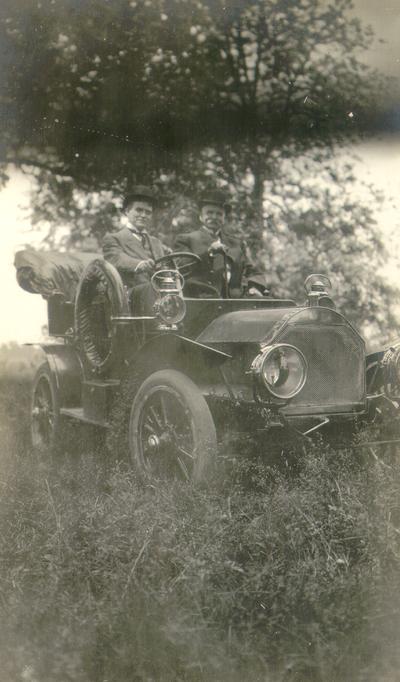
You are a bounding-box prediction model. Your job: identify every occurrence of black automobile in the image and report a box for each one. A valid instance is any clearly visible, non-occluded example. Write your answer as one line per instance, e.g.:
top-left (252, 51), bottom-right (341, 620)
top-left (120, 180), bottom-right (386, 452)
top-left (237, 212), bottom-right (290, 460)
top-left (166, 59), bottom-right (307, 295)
top-left (15, 249), bottom-right (400, 481)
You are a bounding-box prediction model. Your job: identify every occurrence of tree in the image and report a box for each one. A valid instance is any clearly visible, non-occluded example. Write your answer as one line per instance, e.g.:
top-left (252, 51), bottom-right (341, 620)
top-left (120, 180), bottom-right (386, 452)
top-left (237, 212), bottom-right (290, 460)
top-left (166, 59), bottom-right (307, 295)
top-left (0, 0), bottom-right (398, 335)
top-left (0, 0), bottom-right (388, 200)
top-left (143, 143), bottom-right (397, 339)
top-left (260, 148), bottom-right (397, 339)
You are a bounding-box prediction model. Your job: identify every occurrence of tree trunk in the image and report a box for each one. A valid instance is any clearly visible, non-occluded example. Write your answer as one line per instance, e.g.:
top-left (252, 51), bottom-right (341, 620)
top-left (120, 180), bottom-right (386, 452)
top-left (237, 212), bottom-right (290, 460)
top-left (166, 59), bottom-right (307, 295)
top-left (252, 159), bottom-right (265, 235)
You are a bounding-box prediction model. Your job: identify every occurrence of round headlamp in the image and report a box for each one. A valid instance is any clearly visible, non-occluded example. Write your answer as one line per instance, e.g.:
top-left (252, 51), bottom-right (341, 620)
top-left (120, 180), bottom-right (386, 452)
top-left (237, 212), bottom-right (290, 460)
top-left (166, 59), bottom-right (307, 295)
top-left (156, 293), bottom-right (186, 326)
top-left (252, 344), bottom-right (307, 400)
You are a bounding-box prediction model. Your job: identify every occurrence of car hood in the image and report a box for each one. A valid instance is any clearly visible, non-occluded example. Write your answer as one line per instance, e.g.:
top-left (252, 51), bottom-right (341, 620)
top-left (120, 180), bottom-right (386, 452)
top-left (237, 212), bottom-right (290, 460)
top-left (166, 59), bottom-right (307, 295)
top-left (196, 306), bottom-right (362, 347)
top-left (196, 307), bottom-right (299, 345)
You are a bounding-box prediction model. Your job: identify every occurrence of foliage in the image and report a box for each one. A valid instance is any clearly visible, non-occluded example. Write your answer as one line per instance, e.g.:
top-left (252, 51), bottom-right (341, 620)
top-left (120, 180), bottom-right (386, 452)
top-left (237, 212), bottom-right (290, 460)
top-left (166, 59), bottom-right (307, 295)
top-left (0, 0), bottom-right (390, 211)
top-left (1, 369), bottom-right (400, 681)
top-left (0, 342), bottom-right (43, 381)
top-left (1, 1), bottom-right (398, 334)
top-left (0, 0), bottom-right (385, 183)
top-left (261, 148), bottom-right (398, 336)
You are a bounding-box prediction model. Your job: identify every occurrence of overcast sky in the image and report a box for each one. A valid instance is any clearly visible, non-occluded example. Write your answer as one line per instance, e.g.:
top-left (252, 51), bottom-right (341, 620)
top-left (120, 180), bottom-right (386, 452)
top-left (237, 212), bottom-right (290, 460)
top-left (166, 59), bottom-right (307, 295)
top-left (351, 0), bottom-right (400, 77)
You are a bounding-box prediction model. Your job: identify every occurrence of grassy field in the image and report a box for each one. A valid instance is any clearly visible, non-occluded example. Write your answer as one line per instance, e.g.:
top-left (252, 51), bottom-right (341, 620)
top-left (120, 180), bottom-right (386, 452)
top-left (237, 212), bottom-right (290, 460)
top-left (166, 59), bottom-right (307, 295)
top-left (0, 345), bottom-right (400, 682)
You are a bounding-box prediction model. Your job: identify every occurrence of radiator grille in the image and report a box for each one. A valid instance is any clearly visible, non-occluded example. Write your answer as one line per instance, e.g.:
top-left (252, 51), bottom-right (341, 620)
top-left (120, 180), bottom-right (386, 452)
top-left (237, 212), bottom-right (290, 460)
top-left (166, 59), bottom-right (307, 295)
top-left (279, 324), bottom-right (365, 412)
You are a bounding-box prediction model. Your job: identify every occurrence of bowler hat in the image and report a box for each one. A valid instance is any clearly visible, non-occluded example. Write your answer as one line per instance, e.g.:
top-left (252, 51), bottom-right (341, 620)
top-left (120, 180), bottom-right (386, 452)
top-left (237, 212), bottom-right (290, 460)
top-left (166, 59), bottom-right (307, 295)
top-left (123, 185), bottom-right (157, 210)
top-left (199, 189), bottom-right (230, 211)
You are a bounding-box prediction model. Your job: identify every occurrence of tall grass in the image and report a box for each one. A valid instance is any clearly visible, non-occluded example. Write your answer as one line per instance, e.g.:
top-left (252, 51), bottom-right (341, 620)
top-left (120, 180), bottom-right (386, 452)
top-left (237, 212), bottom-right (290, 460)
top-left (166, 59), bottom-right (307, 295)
top-left (0, 350), bottom-right (399, 681)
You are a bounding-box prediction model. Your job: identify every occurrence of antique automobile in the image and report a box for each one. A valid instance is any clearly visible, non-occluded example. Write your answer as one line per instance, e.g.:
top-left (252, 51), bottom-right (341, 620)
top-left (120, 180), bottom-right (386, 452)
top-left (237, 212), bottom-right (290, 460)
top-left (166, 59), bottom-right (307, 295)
top-left (15, 249), bottom-right (400, 481)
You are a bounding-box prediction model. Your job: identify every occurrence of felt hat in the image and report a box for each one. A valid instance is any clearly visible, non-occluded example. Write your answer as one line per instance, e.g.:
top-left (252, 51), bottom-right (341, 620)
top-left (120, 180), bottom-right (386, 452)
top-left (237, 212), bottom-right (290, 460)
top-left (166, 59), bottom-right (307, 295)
top-left (199, 189), bottom-right (230, 211)
top-left (123, 185), bottom-right (157, 210)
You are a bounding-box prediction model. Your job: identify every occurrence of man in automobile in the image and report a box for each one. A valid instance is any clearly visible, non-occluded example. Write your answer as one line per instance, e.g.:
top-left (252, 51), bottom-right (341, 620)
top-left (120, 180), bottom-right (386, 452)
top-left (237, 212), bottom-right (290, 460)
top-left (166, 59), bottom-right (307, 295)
top-left (102, 185), bottom-right (165, 288)
top-left (174, 189), bottom-right (268, 298)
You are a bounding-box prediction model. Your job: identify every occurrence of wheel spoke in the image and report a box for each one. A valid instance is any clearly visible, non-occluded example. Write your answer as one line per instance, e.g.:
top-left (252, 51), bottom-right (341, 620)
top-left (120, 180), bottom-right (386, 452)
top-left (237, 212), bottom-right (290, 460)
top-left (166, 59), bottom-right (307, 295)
top-left (149, 405), bottom-right (164, 430)
top-left (37, 394), bottom-right (47, 409)
top-left (176, 456), bottom-right (190, 481)
top-left (159, 394), bottom-right (170, 427)
top-left (177, 445), bottom-right (195, 460)
top-left (144, 412), bottom-right (160, 433)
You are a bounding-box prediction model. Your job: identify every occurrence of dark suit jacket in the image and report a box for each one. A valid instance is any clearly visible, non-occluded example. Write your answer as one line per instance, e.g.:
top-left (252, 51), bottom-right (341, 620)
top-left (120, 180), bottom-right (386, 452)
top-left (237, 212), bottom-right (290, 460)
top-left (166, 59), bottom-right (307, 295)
top-left (102, 227), bottom-right (165, 286)
top-left (174, 226), bottom-right (266, 297)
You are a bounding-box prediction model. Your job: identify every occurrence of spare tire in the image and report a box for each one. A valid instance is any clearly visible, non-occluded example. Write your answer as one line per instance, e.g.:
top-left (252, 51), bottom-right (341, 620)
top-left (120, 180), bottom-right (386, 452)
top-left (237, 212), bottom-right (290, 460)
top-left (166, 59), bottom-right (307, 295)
top-left (75, 259), bottom-right (129, 372)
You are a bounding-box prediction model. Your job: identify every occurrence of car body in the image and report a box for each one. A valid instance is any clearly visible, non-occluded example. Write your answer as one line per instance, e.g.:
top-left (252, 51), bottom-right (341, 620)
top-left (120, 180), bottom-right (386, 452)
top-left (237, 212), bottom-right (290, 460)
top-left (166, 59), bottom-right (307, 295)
top-left (17, 250), bottom-right (399, 481)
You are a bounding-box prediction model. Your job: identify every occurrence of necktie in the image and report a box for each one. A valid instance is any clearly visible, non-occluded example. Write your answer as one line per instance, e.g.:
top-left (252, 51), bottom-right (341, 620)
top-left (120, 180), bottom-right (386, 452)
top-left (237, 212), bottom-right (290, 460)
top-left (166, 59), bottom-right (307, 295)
top-left (129, 229), bottom-right (147, 249)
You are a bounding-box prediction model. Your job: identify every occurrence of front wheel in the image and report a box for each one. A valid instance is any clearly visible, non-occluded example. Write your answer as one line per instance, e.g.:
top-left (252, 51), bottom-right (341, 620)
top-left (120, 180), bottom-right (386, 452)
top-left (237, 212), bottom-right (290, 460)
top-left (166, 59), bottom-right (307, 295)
top-left (129, 370), bottom-right (216, 483)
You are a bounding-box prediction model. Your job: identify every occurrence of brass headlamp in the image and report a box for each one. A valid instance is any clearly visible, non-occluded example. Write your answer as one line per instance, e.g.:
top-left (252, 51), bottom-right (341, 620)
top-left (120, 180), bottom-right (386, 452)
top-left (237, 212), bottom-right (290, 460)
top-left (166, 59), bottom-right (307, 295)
top-left (151, 269), bottom-right (186, 330)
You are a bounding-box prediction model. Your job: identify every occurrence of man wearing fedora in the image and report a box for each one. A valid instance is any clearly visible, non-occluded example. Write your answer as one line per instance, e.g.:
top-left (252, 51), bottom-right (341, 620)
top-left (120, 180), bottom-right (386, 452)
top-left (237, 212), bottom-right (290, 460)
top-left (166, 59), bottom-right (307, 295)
top-left (174, 189), bottom-right (268, 298)
top-left (102, 185), bottom-right (166, 288)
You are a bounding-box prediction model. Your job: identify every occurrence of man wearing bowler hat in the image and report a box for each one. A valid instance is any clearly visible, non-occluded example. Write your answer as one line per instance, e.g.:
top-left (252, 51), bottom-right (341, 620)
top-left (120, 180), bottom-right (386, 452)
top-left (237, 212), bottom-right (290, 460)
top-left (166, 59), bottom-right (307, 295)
top-left (102, 185), bottom-right (166, 288)
top-left (174, 189), bottom-right (268, 298)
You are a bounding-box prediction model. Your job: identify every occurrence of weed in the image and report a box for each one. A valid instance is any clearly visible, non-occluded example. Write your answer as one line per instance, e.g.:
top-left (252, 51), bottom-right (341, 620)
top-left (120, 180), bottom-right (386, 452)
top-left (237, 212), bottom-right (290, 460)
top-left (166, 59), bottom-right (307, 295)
top-left (0, 350), bottom-right (399, 681)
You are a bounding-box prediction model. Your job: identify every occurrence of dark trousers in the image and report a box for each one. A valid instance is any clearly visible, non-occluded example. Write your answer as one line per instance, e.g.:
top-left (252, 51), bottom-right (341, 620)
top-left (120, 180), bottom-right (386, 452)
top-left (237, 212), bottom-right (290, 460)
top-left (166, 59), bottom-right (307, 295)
top-left (129, 282), bottom-right (157, 316)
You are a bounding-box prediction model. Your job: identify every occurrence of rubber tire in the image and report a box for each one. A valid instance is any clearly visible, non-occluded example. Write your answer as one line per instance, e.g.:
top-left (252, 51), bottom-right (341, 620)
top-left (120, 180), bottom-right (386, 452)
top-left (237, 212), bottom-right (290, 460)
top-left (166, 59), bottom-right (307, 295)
top-left (129, 369), bottom-right (217, 483)
top-left (30, 362), bottom-right (63, 456)
top-left (74, 258), bottom-right (129, 373)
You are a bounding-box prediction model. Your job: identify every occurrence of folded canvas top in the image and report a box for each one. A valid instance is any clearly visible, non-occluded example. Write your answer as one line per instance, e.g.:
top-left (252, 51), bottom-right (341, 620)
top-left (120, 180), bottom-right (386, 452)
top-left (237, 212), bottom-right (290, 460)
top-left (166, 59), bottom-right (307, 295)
top-left (14, 249), bottom-right (101, 300)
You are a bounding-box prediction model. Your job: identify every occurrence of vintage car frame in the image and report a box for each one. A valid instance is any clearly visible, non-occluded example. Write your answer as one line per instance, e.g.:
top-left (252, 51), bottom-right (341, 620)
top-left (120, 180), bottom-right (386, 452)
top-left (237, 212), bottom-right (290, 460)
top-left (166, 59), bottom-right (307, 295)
top-left (26, 251), bottom-right (400, 481)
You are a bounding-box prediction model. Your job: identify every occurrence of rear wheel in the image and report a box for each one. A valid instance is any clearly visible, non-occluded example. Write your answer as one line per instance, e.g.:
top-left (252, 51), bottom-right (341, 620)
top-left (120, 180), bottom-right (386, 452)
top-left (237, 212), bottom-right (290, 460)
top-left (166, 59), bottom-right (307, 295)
top-left (129, 370), bottom-right (216, 482)
top-left (30, 363), bottom-right (62, 455)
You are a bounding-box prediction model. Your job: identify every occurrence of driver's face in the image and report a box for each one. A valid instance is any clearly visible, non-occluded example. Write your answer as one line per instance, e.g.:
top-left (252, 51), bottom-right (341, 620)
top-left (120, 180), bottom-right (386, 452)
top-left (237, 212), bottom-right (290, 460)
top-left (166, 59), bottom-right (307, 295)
top-left (200, 204), bottom-right (225, 231)
top-left (125, 200), bottom-right (153, 232)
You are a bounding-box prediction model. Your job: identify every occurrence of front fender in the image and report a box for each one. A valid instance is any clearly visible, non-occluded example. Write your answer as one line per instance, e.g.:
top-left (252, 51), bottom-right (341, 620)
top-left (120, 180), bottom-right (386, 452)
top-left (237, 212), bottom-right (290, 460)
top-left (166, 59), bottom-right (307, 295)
top-left (130, 334), bottom-right (231, 384)
top-left (366, 350), bottom-right (385, 393)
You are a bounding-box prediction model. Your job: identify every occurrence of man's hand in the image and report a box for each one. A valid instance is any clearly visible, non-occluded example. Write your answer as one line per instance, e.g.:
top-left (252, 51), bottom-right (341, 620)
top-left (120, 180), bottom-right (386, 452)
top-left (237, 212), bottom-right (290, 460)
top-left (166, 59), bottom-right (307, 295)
top-left (248, 286), bottom-right (264, 297)
top-left (247, 285), bottom-right (270, 297)
top-left (208, 239), bottom-right (228, 256)
top-left (135, 258), bottom-right (155, 274)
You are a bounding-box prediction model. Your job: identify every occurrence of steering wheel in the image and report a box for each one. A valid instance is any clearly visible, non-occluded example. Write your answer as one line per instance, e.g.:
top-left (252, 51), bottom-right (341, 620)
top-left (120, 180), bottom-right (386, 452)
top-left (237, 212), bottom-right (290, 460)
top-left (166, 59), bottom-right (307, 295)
top-left (154, 251), bottom-right (201, 277)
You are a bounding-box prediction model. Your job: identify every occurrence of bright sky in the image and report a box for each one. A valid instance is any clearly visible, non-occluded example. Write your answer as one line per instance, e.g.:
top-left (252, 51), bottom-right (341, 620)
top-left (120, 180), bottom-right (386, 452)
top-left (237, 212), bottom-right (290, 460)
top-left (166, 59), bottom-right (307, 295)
top-left (351, 0), bottom-right (400, 78)
top-left (1, 138), bottom-right (399, 344)
top-left (0, 170), bottom-right (47, 344)
top-left (350, 136), bottom-right (400, 284)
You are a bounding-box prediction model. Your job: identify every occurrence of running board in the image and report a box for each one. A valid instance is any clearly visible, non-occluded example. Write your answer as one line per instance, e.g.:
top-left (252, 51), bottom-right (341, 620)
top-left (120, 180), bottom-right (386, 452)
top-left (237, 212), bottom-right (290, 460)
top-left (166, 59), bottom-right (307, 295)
top-left (60, 407), bottom-right (109, 429)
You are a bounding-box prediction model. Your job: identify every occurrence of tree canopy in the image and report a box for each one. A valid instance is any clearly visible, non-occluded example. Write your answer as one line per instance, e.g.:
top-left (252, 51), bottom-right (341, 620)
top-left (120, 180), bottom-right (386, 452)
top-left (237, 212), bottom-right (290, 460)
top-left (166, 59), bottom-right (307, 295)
top-left (0, 0), bottom-right (387, 191)
top-left (0, 0), bottom-right (397, 336)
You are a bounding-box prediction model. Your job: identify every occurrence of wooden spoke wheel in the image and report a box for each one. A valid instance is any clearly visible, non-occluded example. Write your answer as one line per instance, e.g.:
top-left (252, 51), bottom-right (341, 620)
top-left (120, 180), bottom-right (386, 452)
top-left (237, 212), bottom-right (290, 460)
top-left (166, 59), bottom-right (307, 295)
top-left (129, 370), bottom-right (216, 482)
top-left (31, 363), bottom-right (61, 455)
